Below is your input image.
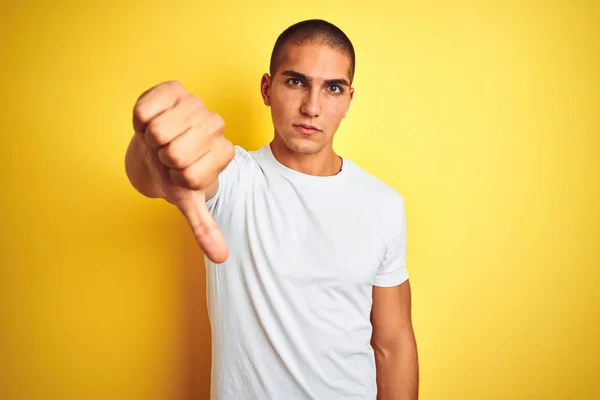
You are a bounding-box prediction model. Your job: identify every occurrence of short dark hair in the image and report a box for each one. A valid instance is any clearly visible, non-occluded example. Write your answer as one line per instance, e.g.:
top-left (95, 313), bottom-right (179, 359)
top-left (269, 19), bottom-right (356, 84)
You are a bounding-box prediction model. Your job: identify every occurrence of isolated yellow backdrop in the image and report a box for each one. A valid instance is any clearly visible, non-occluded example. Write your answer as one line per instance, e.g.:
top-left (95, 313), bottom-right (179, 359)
top-left (1, 1), bottom-right (598, 399)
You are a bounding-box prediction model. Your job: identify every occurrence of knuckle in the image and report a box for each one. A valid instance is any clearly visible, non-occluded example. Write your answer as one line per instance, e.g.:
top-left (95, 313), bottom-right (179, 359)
top-left (185, 99), bottom-right (208, 127)
top-left (146, 119), bottom-right (168, 145)
top-left (164, 143), bottom-right (185, 169)
top-left (162, 80), bottom-right (184, 91)
top-left (223, 140), bottom-right (235, 160)
top-left (187, 95), bottom-right (204, 109)
top-left (211, 112), bottom-right (225, 129)
top-left (133, 102), bottom-right (151, 124)
top-left (206, 112), bottom-right (225, 136)
top-left (181, 168), bottom-right (206, 190)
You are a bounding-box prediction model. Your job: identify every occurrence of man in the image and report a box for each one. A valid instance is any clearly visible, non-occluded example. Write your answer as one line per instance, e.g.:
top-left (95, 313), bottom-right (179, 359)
top-left (126, 19), bottom-right (418, 400)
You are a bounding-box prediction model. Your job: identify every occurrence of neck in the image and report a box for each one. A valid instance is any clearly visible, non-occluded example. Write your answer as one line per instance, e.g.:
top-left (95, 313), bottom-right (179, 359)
top-left (270, 136), bottom-right (343, 177)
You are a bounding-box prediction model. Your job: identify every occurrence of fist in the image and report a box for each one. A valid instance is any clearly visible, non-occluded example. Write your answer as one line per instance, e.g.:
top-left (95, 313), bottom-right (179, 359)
top-left (132, 80), bottom-right (234, 263)
top-left (133, 80), bottom-right (234, 192)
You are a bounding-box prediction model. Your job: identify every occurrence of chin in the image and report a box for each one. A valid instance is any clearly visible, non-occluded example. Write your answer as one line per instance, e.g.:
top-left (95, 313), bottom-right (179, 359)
top-left (284, 135), bottom-right (324, 155)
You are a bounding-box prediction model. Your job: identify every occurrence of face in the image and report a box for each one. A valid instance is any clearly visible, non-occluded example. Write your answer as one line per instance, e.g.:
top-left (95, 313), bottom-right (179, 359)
top-left (260, 44), bottom-right (354, 156)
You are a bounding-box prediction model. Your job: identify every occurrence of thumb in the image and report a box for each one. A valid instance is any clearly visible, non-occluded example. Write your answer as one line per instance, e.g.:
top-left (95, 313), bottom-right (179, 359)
top-left (142, 143), bottom-right (229, 262)
top-left (176, 191), bottom-right (229, 263)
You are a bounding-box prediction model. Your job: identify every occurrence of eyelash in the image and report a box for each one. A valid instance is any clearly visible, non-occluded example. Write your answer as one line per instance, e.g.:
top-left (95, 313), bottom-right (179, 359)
top-left (286, 78), bottom-right (344, 94)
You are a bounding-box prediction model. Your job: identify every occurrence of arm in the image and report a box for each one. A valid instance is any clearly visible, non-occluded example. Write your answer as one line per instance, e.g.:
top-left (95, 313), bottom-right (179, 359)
top-left (371, 279), bottom-right (419, 400)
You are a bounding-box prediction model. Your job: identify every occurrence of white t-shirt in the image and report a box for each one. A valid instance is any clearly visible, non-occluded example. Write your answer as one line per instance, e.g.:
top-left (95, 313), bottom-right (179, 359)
top-left (205, 144), bottom-right (409, 400)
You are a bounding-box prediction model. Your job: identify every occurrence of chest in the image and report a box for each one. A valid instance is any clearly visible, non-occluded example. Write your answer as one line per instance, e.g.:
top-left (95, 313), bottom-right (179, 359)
top-left (226, 178), bottom-right (386, 287)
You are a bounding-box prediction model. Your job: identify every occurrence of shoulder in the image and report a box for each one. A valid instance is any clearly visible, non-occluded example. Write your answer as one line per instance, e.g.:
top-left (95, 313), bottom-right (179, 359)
top-left (232, 144), bottom-right (268, 167)
top-left (207, 145), bottom-right (263, 211)
top-left (232, 145), bottom-right (254, 162)
top-left (344, 158), bottom-right (405, 209)
top-left (221, 145), bottom-right (264, 176)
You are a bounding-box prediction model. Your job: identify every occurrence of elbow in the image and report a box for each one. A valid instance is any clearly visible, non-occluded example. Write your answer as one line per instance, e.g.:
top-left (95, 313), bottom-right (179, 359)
top-left (372, 338), bottom-right (402, 362)
top-left (372, 330), bottom-right (417, 360)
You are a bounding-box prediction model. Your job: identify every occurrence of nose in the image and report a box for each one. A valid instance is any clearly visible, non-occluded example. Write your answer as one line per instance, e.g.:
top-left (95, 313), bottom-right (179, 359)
top-left (300, 88), bottom-right (321, 118)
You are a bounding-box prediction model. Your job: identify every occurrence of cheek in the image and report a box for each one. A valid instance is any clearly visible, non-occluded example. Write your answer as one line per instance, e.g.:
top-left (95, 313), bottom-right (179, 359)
top-left (271, 93), bottom-right (297, 122)
top-left (324, 99), bottom-right (349, 123)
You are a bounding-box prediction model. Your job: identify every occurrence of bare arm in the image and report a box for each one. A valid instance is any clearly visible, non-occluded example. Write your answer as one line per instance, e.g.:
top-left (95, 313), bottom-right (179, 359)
top-left (371, 280), bottom-right (419, 400)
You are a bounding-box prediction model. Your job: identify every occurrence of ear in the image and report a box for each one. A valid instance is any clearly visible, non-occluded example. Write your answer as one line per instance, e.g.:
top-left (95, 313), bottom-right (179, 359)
top-left (342, 87), bottom-right (355, 118)
top-left (260, 73), bottom-right (272, 106)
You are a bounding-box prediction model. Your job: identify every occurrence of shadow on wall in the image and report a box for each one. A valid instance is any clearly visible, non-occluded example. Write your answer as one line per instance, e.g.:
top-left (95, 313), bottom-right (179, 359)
top-left (171, 85), bottom-right (265, 399)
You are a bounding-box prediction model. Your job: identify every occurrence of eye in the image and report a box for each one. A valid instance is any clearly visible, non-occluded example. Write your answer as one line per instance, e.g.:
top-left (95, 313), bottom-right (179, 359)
top-left (287, 78), bottom-right (304, 87)
top-left (328, 85), bottom-right (343, 94)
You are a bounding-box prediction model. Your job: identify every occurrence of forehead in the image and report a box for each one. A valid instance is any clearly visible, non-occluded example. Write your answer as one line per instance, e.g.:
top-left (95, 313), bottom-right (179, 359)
top-left (277, 44), bottom-right (351, 82)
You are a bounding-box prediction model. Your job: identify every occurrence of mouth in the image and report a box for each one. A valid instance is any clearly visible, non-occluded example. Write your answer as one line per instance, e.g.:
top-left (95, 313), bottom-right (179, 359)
top-left (293, 124), bottom-right (322, 134)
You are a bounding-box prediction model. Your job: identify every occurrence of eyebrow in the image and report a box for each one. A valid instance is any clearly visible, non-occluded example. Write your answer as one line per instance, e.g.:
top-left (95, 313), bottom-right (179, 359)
top-left (281, 70), bottom-right (350, 87)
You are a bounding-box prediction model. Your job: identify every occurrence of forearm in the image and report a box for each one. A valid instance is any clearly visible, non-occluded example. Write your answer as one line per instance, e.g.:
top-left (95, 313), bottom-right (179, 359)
top-left (374, 332), bottom-right (419, 400)
top-left (125, 134), bottom-right (164, 199)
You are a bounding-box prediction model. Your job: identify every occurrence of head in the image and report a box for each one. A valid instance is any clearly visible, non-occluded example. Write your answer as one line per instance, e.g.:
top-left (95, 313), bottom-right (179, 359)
top-left (260, 19), bottom-right (355, 156)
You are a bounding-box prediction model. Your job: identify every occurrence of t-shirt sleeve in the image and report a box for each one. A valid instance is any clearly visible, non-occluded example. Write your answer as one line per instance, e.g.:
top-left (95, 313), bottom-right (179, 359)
top-left (206, 145), bottom-right (252, 215)
top-left (373, 194), bottom-right (409, 287)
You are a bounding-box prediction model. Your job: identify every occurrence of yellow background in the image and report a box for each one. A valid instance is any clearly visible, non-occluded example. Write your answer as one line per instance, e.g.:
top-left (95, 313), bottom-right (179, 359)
top-left (1, 1), bottom-right (598, 399)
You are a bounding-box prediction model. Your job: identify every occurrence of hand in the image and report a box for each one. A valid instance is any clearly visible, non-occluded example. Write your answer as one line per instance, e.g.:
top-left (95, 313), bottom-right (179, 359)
top-left (132, 80), bottom-right (234, 263)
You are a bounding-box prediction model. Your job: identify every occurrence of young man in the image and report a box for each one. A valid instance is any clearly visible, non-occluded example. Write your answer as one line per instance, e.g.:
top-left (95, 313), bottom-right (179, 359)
top-left (126, 19), bottom-right (418, 400)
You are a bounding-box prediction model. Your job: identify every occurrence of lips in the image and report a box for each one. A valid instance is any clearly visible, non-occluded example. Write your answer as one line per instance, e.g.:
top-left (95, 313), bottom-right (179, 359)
top-left (293, 124), bottom-right (321, 134)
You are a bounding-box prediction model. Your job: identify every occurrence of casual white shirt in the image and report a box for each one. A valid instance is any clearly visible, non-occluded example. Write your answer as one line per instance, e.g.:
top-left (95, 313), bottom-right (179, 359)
top-left (205, 143), bottom-right (409, 399)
